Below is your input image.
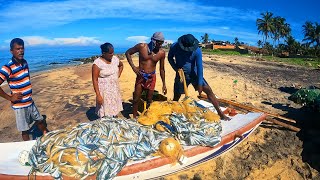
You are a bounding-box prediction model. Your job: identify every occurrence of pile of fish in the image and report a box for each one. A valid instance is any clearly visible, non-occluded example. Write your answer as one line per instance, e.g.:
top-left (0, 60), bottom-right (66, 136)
top-left (28, 99), bottom-right (222, 179)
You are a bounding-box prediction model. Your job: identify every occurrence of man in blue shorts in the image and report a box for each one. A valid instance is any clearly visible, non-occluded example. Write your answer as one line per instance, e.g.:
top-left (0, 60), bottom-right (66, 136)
top-left (168, 34), bottom-right (229, 120)
top-left (0, 38), bottom-right (48, 141)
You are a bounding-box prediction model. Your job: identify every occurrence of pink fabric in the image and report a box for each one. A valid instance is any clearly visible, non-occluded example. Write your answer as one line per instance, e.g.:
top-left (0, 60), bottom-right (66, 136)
top-left (93, 56), bottom-right (123, 117)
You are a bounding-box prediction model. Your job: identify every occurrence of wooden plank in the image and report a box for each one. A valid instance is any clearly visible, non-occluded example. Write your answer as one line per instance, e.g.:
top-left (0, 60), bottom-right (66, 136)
top-left (198, 94), bottom-right (300, 132)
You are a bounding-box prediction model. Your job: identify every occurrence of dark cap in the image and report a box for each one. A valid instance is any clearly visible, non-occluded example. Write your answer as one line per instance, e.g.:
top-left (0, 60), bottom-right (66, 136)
top-left (151, 32), bottom-right (165, 41)
top-left (178, 34), bottom-right (199, 52)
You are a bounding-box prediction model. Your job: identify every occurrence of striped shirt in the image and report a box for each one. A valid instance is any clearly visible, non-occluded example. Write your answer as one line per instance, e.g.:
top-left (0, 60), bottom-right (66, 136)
top-left (0, 58), bottom-right (33, 109)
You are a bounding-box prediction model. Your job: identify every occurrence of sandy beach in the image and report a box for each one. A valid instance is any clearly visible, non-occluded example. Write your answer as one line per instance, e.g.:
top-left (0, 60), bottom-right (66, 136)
top-left (0, 54), bottom-right (319, 179)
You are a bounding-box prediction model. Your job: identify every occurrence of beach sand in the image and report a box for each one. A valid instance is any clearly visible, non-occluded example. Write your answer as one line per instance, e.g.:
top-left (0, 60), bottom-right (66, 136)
top-left (0, 54), bottom-right (319, 179)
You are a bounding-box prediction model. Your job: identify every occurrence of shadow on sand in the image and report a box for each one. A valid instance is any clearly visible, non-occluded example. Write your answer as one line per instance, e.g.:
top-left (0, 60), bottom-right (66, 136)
top-left (120, 102), bottom-right (133, 119)
top-left (260, 86), bottom-right (320, 172)
top-left (85, 102), bottom-right (133, 121)
top-left (85, 107), bottom-right (99, 121)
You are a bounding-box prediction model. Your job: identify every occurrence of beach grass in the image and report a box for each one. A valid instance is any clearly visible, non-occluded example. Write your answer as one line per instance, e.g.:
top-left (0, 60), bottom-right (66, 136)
top-left (263, 56), bottom-right (320, 68)
top-left (202, 49), bottom-right (242, 56)
top-left (201, 49), bottom-right (320, 68)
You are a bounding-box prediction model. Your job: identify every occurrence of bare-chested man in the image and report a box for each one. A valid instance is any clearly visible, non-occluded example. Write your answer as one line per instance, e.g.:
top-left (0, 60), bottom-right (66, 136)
top-left (125, 32), bottom-right (167, 118)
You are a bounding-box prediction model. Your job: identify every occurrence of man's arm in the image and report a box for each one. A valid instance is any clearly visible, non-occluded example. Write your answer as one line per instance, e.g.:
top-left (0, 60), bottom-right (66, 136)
top-left (125, 44), bottom-right (142, 75)
top-left (0, 80), bottom-right (22, 102)
top-left (168, 44), bottom-right (178, 71)
top-left (195, 49), bottom-right (204, 86)
top-left (195, 48), bottom-right (204, 92)
top-left (0, 81), bottom-right (11, 101)
top-left (0, 66), bottom-right (22, 102)
top-left (159, 50), bottom-right (167, 95)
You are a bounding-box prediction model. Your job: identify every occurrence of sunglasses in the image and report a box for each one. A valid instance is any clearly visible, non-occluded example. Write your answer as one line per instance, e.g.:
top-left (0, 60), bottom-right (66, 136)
top-left (155, 40), bottom-right (164, 44)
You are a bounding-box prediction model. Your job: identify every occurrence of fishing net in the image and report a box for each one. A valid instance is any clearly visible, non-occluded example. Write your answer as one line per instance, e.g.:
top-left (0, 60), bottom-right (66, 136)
top-left (29, 119), bottom-right (169, 179)
top-left (138, 97), bottom-right (220, 127)
top-left (288, 88), bottom-right (320, 111)
top-left (28, 98), bottom-right (222, 179)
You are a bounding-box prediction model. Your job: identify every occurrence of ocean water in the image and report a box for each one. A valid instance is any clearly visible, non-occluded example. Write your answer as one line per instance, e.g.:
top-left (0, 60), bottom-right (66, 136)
top-left (0, 46), bottom-right (128, 73)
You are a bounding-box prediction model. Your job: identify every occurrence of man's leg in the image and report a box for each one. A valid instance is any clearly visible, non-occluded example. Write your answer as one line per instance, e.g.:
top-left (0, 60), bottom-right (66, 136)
top-left (21, 131), bottom-right (30, 141)
top-left (14, 108), bottom-right (31, 141)
top-left (30, 104), bottom-right (48, 134)
top-left (202, 85), bottom-right (229, 120)
top-left (173, 91), bottom-right (182, 101)
top-left (36, 121), bottom-right (47, 134)
top-left (133, 84), bottom-right (143, 118)
top-left (146, 89), bottom-right (154, 109)
top-left (173, 75), bottom-right (183, 101)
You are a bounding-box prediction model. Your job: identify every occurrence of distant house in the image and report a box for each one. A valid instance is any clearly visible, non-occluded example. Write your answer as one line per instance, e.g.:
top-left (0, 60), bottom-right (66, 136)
top-left (200, 41), bottom-right (265, 55)
top-left (235, 46), bottom-right (248, 54)
top-left (201, 41), bottom-right (235, 50)
top-left (240, 45), bottom-right (268, 55)
top-left (214, 44), bottom-right (235, 50)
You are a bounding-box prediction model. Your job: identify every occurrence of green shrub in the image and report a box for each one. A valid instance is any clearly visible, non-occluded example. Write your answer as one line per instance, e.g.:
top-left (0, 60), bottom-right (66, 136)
top-left (202, 49), bottom-right (241, 56)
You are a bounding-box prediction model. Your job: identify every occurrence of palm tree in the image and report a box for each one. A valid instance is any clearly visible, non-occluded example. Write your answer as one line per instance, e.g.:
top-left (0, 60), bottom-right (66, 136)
top-left (302, 21), bottom-right (314, 45)
top-left (302, 21), bottom-right (320, 56)
top-left (256, 11), bottom-right (275, 44)
top-left (234, 37), bottom-right (240, 46)
top-left (272, 16), bottom-right (284, 46)
top-left (280, 23), bottom-right (291, 42)
top-left (285, 35), bottom-right (299, 55)
top-left (201, 33), bottom-right (210, 44)
top-left (257, 40), bottom-right (262, 48)
top-left (315, 23), bottom-right (320, 56)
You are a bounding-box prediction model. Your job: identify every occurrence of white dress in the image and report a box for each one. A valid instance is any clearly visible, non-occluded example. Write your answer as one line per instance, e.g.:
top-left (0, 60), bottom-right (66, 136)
top-left (93, 56), bottom-right (123, 117)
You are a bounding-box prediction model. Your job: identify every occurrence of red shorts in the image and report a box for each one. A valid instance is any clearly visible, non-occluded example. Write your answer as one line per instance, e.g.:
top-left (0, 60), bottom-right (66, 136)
top-left (135, 73), bottom-right (156, 90)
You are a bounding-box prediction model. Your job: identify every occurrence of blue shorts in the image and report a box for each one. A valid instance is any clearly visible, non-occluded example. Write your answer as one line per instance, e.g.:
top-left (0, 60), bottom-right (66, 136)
top-left (14, 103), bottom-right (43, 131)
top-left (174, 71), bottom-right (208, 94)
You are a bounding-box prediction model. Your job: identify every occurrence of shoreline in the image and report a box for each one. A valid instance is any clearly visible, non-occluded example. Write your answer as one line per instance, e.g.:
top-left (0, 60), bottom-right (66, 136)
top-left (29, 53), bottom-right (127, 76)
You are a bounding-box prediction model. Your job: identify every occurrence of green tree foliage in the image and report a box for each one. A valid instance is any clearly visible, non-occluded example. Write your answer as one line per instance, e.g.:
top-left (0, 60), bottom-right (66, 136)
top-left (302, 21), bottom-right (320, 56)
top-left (257, 40), bottom-right (263, 48)
top-left (272, 16), bottom-right (291, 46)
top-left (234, 37), bottom-right (240, 46)
top-left (285, 36), bottom-right (300, 55)
top-left (201, 33), bottom-right (210, 44)
top-left (256, 11), bottom-right (275, 44)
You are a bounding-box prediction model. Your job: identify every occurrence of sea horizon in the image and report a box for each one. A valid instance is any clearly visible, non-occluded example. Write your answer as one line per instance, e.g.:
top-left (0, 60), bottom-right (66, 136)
top-left (0, 46), bottom-right (128, 74)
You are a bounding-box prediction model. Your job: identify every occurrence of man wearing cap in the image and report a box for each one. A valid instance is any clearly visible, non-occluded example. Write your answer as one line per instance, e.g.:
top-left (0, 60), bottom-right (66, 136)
top-left (126, 32), bottom-right (167, 118)
top-left (168, 34), bottom-right (229, 120)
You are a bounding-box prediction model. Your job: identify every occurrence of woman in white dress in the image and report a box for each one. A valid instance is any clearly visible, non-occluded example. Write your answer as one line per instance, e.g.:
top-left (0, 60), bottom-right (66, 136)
top-left (92, 43), bottom-right (124, 118)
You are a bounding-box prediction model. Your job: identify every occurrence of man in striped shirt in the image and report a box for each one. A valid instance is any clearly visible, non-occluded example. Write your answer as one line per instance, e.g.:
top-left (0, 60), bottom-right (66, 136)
top-left (0, 38), bottom-right (47, 141)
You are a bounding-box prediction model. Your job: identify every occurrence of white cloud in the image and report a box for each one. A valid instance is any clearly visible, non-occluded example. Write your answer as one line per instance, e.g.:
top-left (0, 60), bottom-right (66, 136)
top-left (126, 36), bottom-right (149, 43)
top-left (0, 0), bottom-right (259, 31)
top-left (6, 36), bottom-right (102, 46)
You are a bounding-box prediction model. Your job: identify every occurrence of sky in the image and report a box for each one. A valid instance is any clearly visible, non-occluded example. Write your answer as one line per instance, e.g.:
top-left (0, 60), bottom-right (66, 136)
top-left (0, 0), bottom-right (319, 50)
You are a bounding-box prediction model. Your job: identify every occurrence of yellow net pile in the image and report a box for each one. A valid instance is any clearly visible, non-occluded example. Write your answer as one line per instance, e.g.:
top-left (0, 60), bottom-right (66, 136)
top-left (137, 97), bottom-right (221, 163)
top-left (138, 97), bottom-right (220, 131)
